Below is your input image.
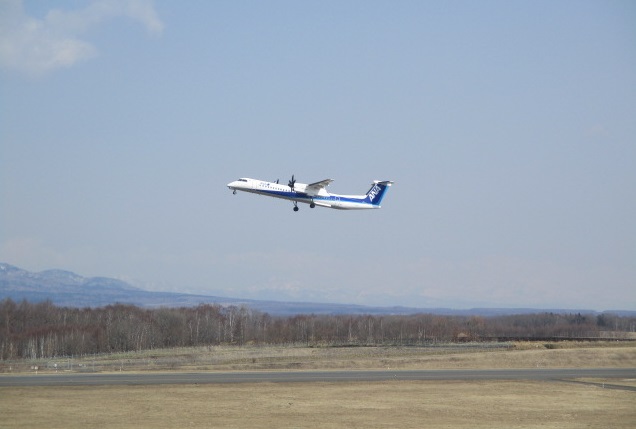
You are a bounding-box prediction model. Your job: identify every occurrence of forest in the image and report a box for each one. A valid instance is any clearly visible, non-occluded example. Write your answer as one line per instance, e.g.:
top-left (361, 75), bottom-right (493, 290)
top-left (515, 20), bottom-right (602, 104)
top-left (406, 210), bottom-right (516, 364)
top-left (1, 298), bottom-right (634, 360)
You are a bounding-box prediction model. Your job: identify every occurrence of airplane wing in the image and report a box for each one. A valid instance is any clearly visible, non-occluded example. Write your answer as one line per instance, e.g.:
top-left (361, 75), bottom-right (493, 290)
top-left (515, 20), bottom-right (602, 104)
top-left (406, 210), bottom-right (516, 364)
top-left (306, 179), bottom-right (334, 192)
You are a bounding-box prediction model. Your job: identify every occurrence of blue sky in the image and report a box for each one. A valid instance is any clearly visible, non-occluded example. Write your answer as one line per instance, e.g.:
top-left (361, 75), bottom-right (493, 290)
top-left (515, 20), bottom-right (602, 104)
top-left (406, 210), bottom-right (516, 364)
top-left (1, 0), bottom-right (635, 310)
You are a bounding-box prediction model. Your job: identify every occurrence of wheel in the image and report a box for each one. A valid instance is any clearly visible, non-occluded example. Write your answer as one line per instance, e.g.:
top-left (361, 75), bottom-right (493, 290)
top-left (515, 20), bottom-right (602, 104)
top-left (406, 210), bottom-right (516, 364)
top-left (310, 203), bottom-right (316, 208)
top-left (293, 206), bottom-right (299, 212)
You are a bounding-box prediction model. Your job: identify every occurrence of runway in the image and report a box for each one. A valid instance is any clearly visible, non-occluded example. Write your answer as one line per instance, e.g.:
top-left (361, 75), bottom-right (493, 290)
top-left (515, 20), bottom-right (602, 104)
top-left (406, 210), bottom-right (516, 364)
top-left (1, 368), bottom-right (634, 387)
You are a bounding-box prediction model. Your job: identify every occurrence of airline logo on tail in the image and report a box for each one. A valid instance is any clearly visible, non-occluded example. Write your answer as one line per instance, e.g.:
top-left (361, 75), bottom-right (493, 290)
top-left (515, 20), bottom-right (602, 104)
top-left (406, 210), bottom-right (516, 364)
top-left (367, 184), bottom-right (382, 201)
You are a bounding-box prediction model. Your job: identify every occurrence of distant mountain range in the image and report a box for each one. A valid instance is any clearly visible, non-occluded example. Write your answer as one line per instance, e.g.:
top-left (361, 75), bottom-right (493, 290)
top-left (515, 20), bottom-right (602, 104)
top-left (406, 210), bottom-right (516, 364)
top-left (1, 263), bottom-right (633, 317)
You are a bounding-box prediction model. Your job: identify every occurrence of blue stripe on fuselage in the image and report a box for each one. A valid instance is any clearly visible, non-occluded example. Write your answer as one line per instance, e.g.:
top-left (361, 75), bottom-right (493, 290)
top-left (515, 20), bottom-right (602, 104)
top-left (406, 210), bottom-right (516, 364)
top-left (251, 188), bottom-right (373, 207)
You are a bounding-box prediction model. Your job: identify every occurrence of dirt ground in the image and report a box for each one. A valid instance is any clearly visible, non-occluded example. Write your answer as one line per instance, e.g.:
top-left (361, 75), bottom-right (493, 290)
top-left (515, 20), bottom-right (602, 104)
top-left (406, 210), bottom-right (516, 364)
top-left (1, 342), bottom-right (635, 428)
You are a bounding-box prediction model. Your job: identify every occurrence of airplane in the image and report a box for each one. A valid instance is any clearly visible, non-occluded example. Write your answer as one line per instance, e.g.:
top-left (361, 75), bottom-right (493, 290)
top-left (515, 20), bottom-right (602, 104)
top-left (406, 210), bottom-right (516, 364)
top-left (227, 175), bottom-right (393, 211)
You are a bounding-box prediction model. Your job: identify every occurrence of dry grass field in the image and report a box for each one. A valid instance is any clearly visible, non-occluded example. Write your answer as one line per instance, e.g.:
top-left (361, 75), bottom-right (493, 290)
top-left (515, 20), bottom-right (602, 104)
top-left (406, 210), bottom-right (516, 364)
top-left (4, 340), bottom-right (634, 373)
top-left (3, 380), bottom-right (635, 429)
top-left (1, 342), bottom-right (635, 428)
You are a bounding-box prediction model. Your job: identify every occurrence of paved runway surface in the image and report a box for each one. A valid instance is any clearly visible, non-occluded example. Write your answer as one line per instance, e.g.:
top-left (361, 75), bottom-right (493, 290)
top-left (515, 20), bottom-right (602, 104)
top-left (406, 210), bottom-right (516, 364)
top-left (1, 368), bottom-right (634, 387)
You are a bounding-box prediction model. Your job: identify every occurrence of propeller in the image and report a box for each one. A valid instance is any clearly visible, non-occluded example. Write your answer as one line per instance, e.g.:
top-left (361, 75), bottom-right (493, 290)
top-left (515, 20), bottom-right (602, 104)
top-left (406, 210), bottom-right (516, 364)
top-left (288, 174), bottom-right (296, 191)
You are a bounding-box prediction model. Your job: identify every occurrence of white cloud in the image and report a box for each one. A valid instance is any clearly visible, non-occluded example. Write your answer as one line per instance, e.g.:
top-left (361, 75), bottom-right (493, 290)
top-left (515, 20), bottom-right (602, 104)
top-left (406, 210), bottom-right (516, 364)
top-left (0, 0), bottom-right (163, 76)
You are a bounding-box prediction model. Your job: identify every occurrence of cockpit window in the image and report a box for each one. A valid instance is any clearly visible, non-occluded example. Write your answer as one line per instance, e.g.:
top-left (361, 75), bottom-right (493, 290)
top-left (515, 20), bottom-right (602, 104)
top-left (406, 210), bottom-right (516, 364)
top-left (238, 179), bottom-right (248, 182)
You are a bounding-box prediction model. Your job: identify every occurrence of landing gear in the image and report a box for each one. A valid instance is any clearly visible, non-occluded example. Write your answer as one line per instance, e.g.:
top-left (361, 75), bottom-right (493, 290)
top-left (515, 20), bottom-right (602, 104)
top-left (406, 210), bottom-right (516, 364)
top-left (232, 190), bottom-right (236, 195)
top-left (310, 202), bottom-right (316, 208)
top-left (293, 201), bottom-right (299, 212)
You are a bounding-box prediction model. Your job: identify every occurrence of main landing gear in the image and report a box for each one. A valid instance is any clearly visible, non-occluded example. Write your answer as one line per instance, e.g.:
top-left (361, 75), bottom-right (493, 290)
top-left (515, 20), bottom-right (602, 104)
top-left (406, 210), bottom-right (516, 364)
top-left (292, 201), bottom-right (316, 211)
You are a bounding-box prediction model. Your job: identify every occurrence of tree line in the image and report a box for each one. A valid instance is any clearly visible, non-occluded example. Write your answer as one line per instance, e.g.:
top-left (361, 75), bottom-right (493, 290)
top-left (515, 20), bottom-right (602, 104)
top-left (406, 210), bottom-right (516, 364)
top-left (1, 298), bottom-right (634, 360)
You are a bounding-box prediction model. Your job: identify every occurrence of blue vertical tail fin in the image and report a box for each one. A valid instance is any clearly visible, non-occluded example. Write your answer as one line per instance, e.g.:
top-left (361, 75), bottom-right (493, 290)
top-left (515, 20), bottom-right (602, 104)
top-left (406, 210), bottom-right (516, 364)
top-left (364, 180), bottom-right (393, 206)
